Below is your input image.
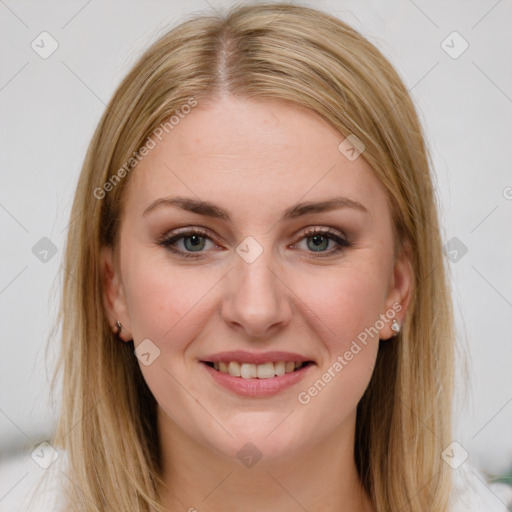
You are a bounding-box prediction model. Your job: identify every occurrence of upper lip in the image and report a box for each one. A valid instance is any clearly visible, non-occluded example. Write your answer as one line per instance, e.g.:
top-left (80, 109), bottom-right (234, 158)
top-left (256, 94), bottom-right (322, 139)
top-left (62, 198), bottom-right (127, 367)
top-left (200, 350), bottom-right (315, 365)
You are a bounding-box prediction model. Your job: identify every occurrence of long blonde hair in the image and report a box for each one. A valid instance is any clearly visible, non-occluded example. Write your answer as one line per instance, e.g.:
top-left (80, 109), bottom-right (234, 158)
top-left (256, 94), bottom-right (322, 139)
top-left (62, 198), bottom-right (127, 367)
top-left (50, 3), bottom-right (456, 511)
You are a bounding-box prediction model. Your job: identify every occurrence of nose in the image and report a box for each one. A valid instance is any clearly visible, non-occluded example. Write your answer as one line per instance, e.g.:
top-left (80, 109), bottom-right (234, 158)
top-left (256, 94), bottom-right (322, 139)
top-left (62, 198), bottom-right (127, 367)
top-left (221, 246), bottom-right (293, 338)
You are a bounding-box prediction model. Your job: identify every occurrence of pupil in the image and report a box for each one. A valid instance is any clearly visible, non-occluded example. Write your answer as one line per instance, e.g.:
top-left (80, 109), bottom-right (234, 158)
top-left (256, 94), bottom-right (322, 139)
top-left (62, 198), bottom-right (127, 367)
top-left (185, 235), bottom-right (205, 251)
top-left (309, 235), bottom-right (327, 251)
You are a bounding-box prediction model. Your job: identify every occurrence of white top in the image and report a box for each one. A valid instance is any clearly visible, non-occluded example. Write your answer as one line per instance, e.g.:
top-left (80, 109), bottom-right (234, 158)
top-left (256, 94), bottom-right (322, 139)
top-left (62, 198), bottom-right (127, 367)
top-left (2, 450), bottom-right (511, 511)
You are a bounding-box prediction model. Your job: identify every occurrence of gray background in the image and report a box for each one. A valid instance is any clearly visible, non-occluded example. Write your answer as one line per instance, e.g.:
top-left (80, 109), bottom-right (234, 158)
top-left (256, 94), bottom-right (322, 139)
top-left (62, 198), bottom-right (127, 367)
top-left (1, 0), bottom-right (511, 508)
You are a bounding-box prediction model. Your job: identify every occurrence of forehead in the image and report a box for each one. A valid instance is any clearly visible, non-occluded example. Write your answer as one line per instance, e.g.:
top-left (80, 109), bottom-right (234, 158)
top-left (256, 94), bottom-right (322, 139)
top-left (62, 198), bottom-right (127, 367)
top-left (122, 96), bottom-right (390, 223)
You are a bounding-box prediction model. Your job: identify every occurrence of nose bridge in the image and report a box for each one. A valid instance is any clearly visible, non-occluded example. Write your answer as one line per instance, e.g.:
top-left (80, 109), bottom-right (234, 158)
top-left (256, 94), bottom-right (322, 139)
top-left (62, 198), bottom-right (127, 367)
top-left (222, 234), bottom-right (291, 336)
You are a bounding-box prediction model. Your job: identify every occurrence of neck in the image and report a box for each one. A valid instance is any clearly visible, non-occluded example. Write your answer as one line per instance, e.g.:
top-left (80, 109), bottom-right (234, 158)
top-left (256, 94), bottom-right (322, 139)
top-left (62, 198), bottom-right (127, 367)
top-left (156, 407), bottom-right (374, 512)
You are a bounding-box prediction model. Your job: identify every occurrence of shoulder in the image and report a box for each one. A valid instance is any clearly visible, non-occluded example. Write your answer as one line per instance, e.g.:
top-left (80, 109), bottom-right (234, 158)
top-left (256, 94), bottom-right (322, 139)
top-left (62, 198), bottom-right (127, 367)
top-left (4, 449), bottom-right (512, 512)
top-left (449, 462), bottom-right (512, 512)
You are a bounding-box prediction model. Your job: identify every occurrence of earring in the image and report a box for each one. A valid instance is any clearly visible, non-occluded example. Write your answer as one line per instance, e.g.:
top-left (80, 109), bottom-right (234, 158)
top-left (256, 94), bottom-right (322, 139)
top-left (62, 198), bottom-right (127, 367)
top-left (115, 320), bottom-right (122, 337)
top-left (391, 319), bottom-right (400, 336)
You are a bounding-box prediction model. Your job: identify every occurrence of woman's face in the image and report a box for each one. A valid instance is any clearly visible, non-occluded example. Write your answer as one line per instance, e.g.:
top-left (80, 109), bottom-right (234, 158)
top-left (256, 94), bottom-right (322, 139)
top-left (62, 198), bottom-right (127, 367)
top-left (102, 95), bottom-right (411, 463)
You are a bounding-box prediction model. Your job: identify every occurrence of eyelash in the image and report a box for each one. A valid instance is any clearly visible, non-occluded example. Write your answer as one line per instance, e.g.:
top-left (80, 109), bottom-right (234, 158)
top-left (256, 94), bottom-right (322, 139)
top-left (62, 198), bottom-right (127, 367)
top-left (157, 227), bottom-right (352, 259)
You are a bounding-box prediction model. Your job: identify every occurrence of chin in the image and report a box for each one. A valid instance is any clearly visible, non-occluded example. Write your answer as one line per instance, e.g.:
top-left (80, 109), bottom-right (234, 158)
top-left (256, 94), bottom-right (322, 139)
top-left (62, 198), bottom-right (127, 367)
top-left (208, 420), bottom-right (307, 464)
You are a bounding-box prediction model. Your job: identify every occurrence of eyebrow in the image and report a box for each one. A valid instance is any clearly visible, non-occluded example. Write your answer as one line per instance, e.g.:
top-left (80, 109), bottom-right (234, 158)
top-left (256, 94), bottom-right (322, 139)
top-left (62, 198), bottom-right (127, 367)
top-left (142, 195), bottom-right (369, 221)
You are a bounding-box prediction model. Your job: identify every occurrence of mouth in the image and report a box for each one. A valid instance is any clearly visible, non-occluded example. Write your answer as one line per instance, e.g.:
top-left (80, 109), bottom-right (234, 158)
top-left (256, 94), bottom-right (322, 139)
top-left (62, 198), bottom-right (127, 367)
top-left (201, 360), bottom-right (315, 379)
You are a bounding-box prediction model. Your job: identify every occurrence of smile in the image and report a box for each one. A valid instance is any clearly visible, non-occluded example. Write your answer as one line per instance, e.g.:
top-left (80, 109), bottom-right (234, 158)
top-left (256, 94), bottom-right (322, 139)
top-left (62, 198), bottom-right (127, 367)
top-left (201, 359), bottom-right (316, 398)
top-left (204, 360), bottom-right (314, 379)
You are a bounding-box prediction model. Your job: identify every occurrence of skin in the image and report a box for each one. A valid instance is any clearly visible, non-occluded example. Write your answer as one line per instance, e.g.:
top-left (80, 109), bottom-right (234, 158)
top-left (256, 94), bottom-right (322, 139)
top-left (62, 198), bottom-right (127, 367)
top-left (102, 95), bottom-right (412, 512)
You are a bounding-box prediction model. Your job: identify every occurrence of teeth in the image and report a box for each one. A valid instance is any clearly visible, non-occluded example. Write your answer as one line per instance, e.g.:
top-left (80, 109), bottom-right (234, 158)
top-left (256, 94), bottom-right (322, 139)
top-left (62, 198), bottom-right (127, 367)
top-left (212, 360), bottom-right (308, 379)
top-left (240, 363), bottom-right (257, 379)
top-left (257, 362), bottom-right (275, 379)
top-left (274, 361), bottom-right (286, 376)
top-left (228, 361), bottom-right (241, 377)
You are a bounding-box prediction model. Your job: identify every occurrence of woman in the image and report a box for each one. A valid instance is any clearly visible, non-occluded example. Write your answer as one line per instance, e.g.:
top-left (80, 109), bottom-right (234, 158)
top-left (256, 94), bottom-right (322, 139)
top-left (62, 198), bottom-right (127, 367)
top-left (29, 3), bottom-right (509, 511)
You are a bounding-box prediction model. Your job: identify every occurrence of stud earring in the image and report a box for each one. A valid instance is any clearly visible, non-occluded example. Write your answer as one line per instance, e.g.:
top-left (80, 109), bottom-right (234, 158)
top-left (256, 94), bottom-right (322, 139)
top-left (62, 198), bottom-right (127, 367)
top-left (391, 319), bottom-right (400, 336)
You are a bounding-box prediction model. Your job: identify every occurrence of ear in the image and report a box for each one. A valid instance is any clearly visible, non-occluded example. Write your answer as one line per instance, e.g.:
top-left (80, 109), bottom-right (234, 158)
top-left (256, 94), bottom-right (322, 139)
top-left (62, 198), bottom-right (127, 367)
top-left (101, 245), bottom-right (132, 341)
top-left (379, 241), bottom-right (413, 340)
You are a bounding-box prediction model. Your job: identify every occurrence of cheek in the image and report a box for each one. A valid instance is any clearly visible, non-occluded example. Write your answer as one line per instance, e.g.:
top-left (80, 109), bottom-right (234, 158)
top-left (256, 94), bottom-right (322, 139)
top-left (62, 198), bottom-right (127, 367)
top-left (122, 251), bottom-right (215, 345)
top-left (294, 274), bottom-right (381, 418)
top-left (290, 256), bottom-right (387, 408)
top-left (295, 257), bottom-right (389, 350)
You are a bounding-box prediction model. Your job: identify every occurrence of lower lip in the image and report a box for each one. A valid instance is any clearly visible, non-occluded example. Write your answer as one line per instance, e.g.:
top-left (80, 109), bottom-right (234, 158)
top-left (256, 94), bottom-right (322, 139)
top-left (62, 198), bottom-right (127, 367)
top-left (201, 362), bottom-right (315, 398)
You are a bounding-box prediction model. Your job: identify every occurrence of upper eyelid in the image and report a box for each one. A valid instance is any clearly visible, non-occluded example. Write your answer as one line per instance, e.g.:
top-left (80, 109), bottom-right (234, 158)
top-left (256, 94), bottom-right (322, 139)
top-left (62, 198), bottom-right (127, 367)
top-left (161, 226), bottom-right (347, 243)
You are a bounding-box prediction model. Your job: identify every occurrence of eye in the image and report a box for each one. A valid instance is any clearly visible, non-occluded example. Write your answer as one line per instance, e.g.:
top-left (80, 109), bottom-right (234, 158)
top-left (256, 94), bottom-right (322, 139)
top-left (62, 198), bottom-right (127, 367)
top-left (158, 228), bottom-right (217, 259)
top-left (293, 227), bottom-right (352, 257)
top-left (158, 226), bottom-right (352, 259)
